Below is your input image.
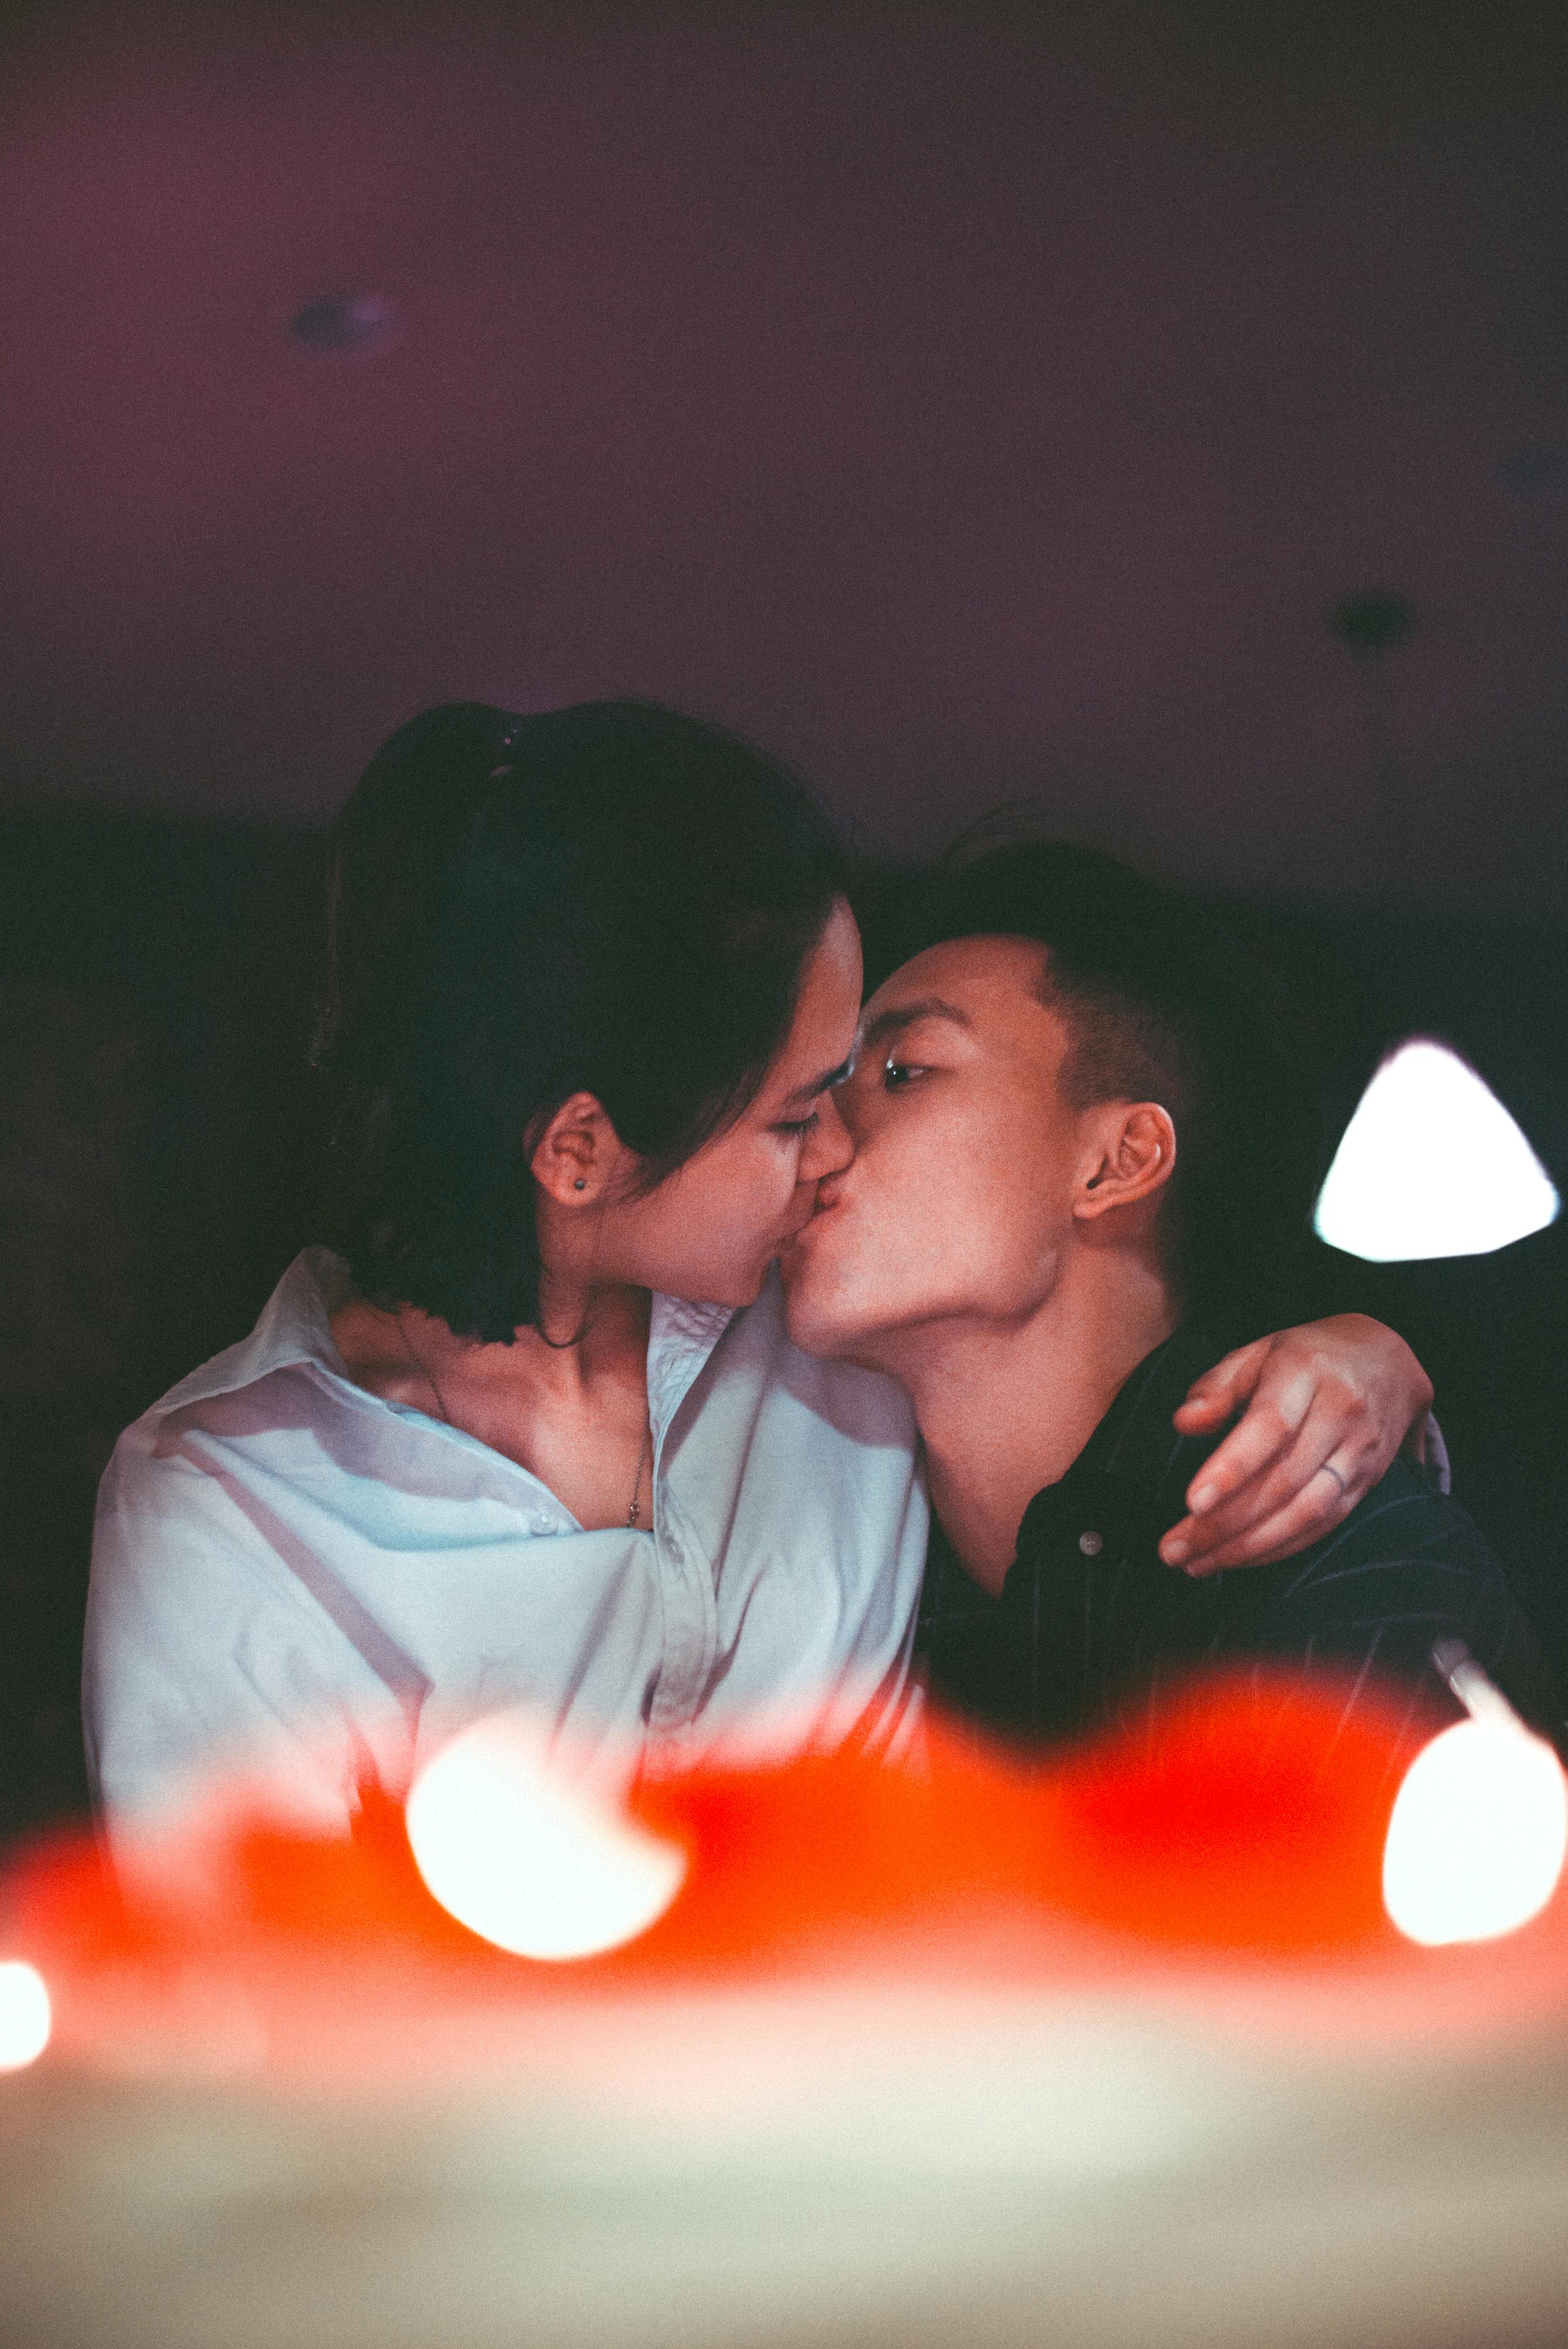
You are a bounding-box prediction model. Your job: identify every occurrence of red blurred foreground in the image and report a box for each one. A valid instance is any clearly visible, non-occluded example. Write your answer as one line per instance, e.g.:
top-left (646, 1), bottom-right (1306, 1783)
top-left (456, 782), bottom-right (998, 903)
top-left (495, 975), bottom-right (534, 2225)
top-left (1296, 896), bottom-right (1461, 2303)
top-left (5, 1671), bottom-right (1566, 2083)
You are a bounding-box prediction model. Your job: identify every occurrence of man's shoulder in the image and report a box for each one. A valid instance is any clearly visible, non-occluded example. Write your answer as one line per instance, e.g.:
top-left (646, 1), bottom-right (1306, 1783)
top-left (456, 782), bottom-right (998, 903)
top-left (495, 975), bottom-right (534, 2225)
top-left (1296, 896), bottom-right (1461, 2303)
top-left (1263, 1454), bottom-right (1485, 1589)
top-left (1212, 1455), bottom-right (1561, 1735)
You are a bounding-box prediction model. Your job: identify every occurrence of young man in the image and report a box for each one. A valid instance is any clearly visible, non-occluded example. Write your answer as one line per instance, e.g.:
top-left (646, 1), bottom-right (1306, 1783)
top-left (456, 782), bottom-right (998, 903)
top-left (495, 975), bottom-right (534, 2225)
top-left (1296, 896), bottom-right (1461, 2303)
top-left (781, 845), bottom-right (1561, 1747)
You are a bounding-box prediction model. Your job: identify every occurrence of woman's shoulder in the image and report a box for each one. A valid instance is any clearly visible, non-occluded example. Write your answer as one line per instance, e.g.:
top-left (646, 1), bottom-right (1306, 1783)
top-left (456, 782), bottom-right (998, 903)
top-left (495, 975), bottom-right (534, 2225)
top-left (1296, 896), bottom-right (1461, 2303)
top-left (323, 1291), bottom-right (423, 1409)
top-left (105, 1249), bottom-right (354, 1469)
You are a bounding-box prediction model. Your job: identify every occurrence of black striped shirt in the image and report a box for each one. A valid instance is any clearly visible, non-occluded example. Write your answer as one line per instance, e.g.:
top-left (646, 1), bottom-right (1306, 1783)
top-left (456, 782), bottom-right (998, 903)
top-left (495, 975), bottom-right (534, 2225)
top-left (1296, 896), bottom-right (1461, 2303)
top-left (919, 1325), bottom-right (1563, 1751)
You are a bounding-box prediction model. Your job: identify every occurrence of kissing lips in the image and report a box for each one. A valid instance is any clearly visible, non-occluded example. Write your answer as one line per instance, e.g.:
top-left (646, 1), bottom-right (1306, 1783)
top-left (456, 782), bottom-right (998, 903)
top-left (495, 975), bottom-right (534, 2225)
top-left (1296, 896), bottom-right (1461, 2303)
top-left (785, 1195), bottom-right (843, 1257)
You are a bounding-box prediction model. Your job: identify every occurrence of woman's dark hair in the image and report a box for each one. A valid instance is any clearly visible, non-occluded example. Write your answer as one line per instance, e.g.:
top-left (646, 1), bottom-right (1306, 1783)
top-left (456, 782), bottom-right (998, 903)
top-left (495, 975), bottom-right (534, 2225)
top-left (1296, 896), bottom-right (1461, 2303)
top-left (313, 700), bottom-right (847, 1340)
top-left (921, 842), bottom-right (1326, 1339)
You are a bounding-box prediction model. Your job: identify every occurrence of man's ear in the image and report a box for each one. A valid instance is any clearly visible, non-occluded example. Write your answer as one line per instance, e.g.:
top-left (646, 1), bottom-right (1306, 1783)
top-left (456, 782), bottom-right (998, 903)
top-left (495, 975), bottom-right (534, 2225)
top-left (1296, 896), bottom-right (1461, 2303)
top-left (1073, 1101), bottom-right (1178, 1224)
top-left (528, 1092), bottom-right (632, 1206)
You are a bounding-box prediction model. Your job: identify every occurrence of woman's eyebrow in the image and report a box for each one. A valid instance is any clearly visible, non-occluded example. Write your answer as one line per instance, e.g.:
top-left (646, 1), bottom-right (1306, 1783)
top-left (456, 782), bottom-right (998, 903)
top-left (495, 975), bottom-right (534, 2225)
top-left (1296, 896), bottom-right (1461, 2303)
top-left (781, 1056), bottom-right (854, 1111)
top-left (856, 997), bottom-right (973, 1055)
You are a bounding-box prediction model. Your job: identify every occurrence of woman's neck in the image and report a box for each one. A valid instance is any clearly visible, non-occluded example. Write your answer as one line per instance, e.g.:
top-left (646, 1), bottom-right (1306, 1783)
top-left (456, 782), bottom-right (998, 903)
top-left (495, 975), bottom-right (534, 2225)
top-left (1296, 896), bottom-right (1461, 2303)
top-left (399, 1276), bottom-right (651, 1399)
top-left (331, 1278), bottom-right (654, 1530)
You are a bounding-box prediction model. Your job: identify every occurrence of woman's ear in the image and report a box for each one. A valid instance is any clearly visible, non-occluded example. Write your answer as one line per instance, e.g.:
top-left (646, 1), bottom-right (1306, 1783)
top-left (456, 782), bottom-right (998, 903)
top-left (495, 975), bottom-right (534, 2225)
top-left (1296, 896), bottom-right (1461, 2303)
top-left (1073, 1101), bottom-right (1178, 1224)
top-left (528, 1092), bottom-right (630, 1206)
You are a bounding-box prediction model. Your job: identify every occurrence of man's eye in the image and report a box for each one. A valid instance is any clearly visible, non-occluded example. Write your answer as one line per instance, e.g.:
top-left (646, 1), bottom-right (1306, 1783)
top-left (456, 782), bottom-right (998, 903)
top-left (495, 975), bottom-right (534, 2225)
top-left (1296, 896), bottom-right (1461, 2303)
top-left (883, 1060), bottom-right (927, 1091)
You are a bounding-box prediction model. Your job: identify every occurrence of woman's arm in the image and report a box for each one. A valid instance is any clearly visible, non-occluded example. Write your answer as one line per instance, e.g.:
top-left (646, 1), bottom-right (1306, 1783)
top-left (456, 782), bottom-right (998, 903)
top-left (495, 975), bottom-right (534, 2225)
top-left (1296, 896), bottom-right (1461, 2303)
top-left (1157, 1316), bottom-right (1434, 1575)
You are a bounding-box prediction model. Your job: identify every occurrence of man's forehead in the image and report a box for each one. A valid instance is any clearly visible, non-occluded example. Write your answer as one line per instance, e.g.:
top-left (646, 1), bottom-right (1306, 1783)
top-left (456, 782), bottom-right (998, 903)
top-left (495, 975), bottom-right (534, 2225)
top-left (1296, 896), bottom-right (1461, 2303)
top-left (863, 935), bottom-right (1051, 1032)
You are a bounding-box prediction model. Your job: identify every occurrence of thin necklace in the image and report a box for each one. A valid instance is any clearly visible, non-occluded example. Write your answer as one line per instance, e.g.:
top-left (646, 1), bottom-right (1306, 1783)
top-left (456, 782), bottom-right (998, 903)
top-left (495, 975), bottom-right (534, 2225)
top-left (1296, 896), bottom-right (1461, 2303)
top-left (394, 1303), bottom-right (453, 1427)
top-left (626, 1420), bottom-right (653, 1529)
top-left (394, 1305), bottom-right (653, 1529)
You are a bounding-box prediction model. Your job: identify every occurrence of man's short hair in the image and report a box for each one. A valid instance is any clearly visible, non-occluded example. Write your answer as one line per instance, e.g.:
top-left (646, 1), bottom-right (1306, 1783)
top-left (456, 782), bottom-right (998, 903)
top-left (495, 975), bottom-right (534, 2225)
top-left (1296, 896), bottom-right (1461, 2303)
top-left (922, 842), bottom-right (1325, 1336)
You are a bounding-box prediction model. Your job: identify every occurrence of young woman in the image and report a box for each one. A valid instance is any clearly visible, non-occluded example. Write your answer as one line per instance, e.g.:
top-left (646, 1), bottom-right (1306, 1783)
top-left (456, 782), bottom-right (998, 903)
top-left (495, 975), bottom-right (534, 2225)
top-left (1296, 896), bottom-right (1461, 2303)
top-left (85, 701), bottom-right (1435, 1838)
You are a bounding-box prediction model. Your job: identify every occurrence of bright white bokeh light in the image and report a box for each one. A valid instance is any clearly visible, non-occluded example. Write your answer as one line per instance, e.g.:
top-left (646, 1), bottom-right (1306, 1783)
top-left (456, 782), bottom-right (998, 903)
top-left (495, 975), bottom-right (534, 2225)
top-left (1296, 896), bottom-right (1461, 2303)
top-left (0, 1961), bottom-right (51, 2070)
top-left (1383, 1718), bottom-right (1568, 1947)
top-left (406, 1716), bottom-right (687, 1962)
top-left (1314, 1038), bottom-right (1559, 1263)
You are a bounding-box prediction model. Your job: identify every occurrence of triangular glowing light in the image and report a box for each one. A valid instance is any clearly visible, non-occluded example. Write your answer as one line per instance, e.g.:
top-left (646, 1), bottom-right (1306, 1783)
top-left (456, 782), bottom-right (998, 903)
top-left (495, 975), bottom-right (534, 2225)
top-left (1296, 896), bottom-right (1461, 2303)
top-left (1314, 1038), bottom-right (1559, 1263)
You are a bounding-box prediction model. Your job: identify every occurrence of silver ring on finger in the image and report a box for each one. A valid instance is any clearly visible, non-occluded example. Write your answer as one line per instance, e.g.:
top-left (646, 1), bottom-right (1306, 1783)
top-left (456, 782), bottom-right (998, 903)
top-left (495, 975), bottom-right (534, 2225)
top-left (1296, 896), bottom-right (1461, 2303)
top-left (1317, 1461), bottom-right (1350, 1496)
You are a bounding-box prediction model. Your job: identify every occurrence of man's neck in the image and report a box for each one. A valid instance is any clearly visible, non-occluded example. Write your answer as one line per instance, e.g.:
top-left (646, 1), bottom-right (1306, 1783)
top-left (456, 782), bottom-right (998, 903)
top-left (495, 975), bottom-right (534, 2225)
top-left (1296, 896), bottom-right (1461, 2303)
top-left (887, 1253), bottom-right (1178, 1596)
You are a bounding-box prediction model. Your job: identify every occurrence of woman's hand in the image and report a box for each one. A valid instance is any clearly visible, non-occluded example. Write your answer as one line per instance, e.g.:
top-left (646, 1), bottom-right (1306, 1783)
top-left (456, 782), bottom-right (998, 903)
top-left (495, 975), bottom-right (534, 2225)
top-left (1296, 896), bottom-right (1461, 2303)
top-left (1158, 1315), bottom-right (1433, 1576)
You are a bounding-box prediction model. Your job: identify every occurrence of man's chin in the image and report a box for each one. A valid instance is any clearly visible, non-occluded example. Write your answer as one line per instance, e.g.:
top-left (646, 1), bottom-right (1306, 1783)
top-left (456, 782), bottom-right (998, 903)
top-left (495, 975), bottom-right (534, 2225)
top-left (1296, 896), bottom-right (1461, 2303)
top-left (778, 1258), bottom-right (860, 1362)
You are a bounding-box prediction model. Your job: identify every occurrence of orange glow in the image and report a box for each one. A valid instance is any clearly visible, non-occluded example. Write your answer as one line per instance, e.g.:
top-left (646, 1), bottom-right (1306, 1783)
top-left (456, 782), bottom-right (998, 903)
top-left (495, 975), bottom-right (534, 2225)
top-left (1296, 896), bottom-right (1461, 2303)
top-left (2, 1672), bottom-right (1564, 2087)
top-left (619, 1671), bottom-right (1438, 1969)
top-left (1031, 1672), bottom-right (1430, 1954)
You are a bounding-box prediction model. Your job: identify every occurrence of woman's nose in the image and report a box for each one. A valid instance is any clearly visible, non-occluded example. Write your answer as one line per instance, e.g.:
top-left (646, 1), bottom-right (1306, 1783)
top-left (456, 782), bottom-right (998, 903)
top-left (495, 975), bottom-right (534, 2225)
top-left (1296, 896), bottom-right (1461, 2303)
top-left (800, 1089), bottom-right (854, 1183)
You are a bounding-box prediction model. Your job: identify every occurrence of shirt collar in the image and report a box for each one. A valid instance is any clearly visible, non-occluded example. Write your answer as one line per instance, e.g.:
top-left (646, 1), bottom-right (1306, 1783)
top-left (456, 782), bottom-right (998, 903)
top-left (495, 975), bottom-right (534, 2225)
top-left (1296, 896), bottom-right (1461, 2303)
top-left (143, 1246), bottom-right (738, 1448)
top-left (1017, 1322), bottom-right (1224, 1544)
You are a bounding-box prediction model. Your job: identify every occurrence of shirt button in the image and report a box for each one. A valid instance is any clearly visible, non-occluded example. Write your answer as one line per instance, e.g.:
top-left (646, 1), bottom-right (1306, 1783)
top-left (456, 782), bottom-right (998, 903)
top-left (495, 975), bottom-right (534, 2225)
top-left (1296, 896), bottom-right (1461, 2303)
top-left (1078, 1531), bottom-right (1104, 1556)
top-left (666, 1538), bottom-right (684, 1564)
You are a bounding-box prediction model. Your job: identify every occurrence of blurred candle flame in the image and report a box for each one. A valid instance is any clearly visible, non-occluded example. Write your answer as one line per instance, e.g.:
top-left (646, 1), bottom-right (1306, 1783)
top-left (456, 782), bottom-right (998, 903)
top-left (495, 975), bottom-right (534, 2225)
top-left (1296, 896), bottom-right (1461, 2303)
top-left (406, 1715), bottom-right (688, 1961)
top-left (0, 1960), bottom-right (51, 2070)
top-left (1383, 1657), bottom-right (1568, 1948)
top-left (6, 1671), bottom-right (1568, 2094)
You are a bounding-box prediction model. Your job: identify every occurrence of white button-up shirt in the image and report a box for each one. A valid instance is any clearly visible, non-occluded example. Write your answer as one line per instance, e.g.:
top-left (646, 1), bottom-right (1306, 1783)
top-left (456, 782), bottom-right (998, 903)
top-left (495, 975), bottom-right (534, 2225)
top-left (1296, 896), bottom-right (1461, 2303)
top-left (85, 1249), bottom-right (927, 1837)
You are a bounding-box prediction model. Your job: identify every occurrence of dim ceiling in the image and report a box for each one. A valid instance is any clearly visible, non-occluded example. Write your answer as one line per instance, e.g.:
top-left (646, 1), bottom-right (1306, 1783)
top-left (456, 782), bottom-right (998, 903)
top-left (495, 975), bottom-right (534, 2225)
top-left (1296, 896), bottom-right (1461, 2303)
top-left (4, 0), bottom-right (1567, 913)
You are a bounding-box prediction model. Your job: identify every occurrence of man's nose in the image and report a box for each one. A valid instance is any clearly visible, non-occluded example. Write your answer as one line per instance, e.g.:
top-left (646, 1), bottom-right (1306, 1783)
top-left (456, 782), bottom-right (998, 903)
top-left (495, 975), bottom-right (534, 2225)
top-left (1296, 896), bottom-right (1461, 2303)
top-left (799, 1089), bottom-right (854, 1183)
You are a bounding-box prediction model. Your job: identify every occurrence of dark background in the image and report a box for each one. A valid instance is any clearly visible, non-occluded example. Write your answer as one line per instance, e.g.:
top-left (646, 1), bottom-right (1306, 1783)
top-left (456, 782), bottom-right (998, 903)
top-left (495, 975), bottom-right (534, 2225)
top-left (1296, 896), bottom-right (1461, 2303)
top-left (2, 817), bottom-right (1564, 1844)
top-left (5, 0), bottom-right (1568, 914)
top-left (4, 0), bottom-right (1567, 1842)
